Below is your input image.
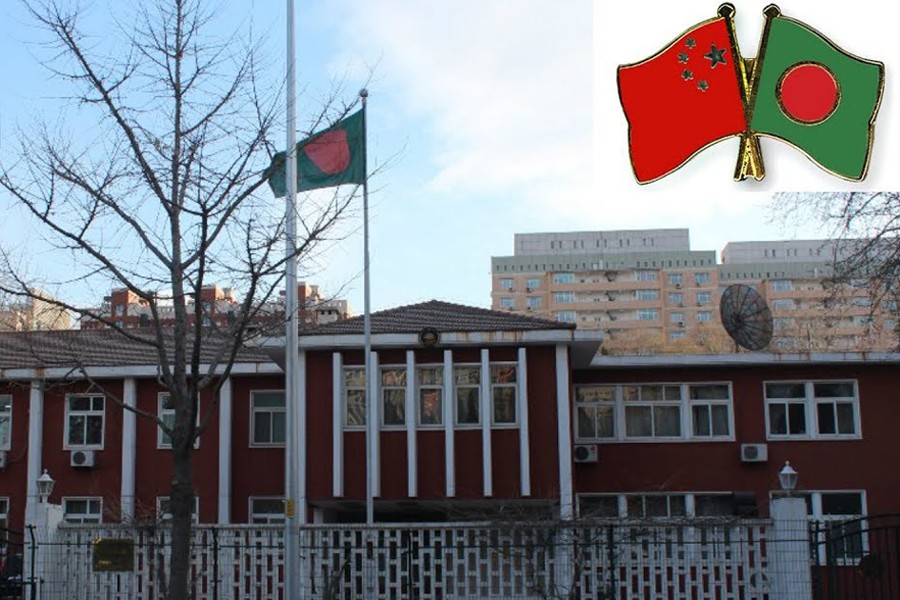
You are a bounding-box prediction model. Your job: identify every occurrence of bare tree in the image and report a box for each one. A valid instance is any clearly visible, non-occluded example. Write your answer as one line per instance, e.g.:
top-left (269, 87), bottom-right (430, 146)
top-left (0, 1), bottom-right (362, 598)
top-left (773, 192), bottom-right (900, 350)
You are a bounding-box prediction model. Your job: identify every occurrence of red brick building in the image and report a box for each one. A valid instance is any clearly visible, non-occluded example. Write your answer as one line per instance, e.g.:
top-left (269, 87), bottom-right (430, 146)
top-left (1, 301), bottom-right (897, 533)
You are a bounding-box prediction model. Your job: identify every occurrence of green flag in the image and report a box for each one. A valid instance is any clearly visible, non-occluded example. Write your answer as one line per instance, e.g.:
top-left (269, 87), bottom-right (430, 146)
top-left (749, 14), bottom-right (883, 180)
top-left (268, 109), bottom-right (366, 197)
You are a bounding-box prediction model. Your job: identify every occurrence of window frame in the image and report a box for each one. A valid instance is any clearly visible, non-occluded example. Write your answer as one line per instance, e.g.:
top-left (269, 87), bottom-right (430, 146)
top-left (0, 394), bottom-right (11, 451)
top-left (694, 272), bottom-right (711, 285)
top-left (0, 497), bottom-right (8, 530)
top-left (416, 365), bottom-right (444, 428)
top-left (775, 489), bottom-right (868, 564)
top-left (157, 496), bottom-right (200, 523)
top-left (249, 496), bottom-right (285, 524)
top-left (688, 384), bottom-right (733, 439)
top-left (453, 364), bottom-right (481, 428)
top-left (380, 366), bottom-right (408, 429)
top-left (63, 394), bottom-right (105, 450)
top-left (343, 366), bottom-right (366, 430)
top-left (764, 380), bottom-right (861, 441)
top-left (250, 390), bottom-right (286, 447)
top-left (490, 363), bottom-right (518, 427)
top-left (62, 496), bottom-right (103, 524)
top-left (157, 393), bottom-right (201, 449)
top-left (574, 382), bottom-right (735, 443)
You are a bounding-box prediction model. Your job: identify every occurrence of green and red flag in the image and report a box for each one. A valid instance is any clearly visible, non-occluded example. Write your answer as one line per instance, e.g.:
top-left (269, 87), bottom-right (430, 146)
top-left (617, 11), bottom-right (748, 183)
top-left (268, 109), bottom-right (366, 197)
top-left (749, 8), bottom-right (884, 181)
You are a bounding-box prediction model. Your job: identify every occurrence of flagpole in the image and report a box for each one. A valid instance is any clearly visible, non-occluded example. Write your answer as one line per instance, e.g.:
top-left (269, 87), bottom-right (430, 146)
top-left (284, 0), bottom-right (301, 597)
top-left (360, 88), bottom-right (375, 527)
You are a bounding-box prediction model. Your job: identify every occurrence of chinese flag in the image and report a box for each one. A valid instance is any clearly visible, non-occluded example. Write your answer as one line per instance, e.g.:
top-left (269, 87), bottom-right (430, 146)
top-left (618, 17), bottom-right (747, 183)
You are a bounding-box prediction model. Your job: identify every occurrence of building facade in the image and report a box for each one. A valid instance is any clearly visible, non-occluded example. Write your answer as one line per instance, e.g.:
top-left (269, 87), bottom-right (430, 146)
top-left (491, 229), bottom-right (897, 353)
top-left (1, 301), bottom-right (898, 538)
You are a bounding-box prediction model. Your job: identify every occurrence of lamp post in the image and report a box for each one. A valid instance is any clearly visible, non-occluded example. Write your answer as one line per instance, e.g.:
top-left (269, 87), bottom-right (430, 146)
top-left (778, 461), bottom-right (798, 495)
top-left (36, 469), bottom-right (54, 503)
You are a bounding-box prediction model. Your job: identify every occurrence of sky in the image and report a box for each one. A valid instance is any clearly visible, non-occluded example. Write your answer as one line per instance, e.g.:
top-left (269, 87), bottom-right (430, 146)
top-left (0, 0), bottom-right (894, 314)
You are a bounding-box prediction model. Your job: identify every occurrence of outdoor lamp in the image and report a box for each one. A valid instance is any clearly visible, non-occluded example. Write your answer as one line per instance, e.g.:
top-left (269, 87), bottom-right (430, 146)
top-left (778, 461), bottom-right (798, 494)
top-left (36, 468), bottom-right (55, 502)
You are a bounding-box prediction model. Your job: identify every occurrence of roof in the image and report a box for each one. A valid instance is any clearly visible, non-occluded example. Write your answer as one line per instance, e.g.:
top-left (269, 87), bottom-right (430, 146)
top-left (0, 329), bottom-right (271, 371)
top-left (301, 300), bottom-right (573, 336)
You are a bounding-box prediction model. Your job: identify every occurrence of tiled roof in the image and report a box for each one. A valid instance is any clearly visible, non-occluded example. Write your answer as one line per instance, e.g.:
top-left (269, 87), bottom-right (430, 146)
top-left (301, 300), bottom-right (573, 336)
top-left (0, 329), bottom-right (270, 370)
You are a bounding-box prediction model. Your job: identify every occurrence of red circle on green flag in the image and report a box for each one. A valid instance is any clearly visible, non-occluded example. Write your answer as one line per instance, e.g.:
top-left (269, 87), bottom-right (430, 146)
top-left (776, 63), bottom-right (839, 124)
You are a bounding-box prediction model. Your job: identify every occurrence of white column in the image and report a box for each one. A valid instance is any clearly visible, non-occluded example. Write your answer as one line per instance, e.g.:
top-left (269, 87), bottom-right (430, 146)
top-left (120, 378), bottom-right (137, 521)
top-left (480, 349), bottom-right (492, 497)
top-left (25, 380), bottom-right (44, 526)
top-left (443, 350), bottom-right (455, 497)
top-left (332, 352), bottom-right (344, 497)
top-left (217, 377), bottom-right (232, 524)
top-left (296, 350), bottom-right (307, 524)
top-left (369, 351), bottom-right (381, 497)
top-left (555, 344), bottom-right (573, 520)
top-left (517, 347), bottom-right (531, 497)
top-left (769, 496), bottom-right (812, 599)
top-left (405, 350), bottom-right (417, 497)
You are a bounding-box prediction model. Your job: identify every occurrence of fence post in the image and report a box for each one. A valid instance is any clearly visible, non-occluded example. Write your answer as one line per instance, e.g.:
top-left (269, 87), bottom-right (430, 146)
top-left (769, 495), bottom-right (812, 600)
top-left (25, 503), bottom-right (63, 598)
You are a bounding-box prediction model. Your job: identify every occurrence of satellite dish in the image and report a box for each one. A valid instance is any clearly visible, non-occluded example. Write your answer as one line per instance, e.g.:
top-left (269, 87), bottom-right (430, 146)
top-left (719, 284), bottom-right (773, 351)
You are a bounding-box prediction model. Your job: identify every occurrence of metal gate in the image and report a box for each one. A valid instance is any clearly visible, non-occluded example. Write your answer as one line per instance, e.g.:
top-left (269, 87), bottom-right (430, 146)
top-left (812, 514), bottom-right (900, 600)
top-left (1, 527), bottom-right (34, 600)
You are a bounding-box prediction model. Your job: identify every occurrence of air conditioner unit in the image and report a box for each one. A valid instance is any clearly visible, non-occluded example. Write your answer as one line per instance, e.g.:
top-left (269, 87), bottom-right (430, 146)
top-left (740, 443), bottom-right (768, 463)
top-left (526, 306), bottom-right (533, 311)
top-left (70, 449), bottom-right (96, 468)
top-left (0, 451), bottom-right (6, 470)
top-left (526, 287), bottom-right (533, 292)
top-left (573, 444), bottom-right (599, 463)
top-left (675, 283), bottom-right (682, 289)
top-left (677, 321), bottom-right (685, 328)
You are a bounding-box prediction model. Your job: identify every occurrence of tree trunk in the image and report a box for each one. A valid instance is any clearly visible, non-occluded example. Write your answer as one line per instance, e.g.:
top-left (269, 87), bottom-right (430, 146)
top-left (169, 442), bottom-right (195, 600)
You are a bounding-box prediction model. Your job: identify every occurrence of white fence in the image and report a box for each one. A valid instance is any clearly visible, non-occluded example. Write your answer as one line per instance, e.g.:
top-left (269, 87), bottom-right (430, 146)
top-left (28, 518), bottom-right (787, 600)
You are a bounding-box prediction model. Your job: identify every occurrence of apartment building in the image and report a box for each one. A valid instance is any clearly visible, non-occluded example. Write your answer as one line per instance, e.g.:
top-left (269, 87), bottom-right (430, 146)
top-left (491, 229), bottom-right (897, 353)
top-left (0, 289), bottom-right (71, 331)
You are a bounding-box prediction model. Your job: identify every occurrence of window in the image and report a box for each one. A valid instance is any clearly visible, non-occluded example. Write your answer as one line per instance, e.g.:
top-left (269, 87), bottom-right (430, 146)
top-left (65, 394), bottom-right (104, 449)
top-left (797, 491), bottom-right (866, 562)
top-left (636, 290), bottom-right (659, 301)
top-left (63, 497), bottom-right (102, 524)
top-left (697, 311), bottom-right (712, 322)
top-left (579, 493), bottom-right (735, 519)
top-left (526, 278), bottom-right (541, 290)
top-left (670, 331), bottom-right (685, 341)
top-left (500, 297), bottom-right (514, 309)
top-left (765, 380), bottom-right (859, 439)
top-left (695, 272), bottom-right (711, 285)
top-left (249, 497), bottom-right (285, 524)
top-left (667, 292), bottom-right (683, 305)
top-left (772, 279), bottom-right (792, 291)
top-left (343, 367), bottom-right (366, 427)
top-left (575, 386), bottom-right (615, 439)
top-left (251, 391), bottom-right (286, 445)
top-left (499, 278), bottom-right (514, 290)
top-left (669, 312), bottom-right (684, 323)
top-left (627, 494), bottom-right (687, 518)
top-left (555, 311), bottom-right (576, 323)
top-left (381, 368), bottom-right (407, 427)
top-left (636, 270), bottom-right (657, 281)
top-left (696, 292), bottom-right (711, 305)
top-left (417, 366), bottom-right (443, 426)
top-left (554, 292), bottom-right (575, 303)
top-left (668, 273), bottom-right (683, 286)
top-left (157, 496), bottom-right (199, 523)
top-left (624, 385), bottom-right (681, 438)
top-left (158, 394), bottom-right (175, 448)
top-left (0, 498), bottom-right (7, 530)
top-left (772, 299), bottom-right (795, 310)
top-left (454, 366), bottom-right (480, 425)
top-left (637, 309), bottom-right (658, 321)
top-left (553, 273), bottom-right (574, 285)
top-left (491, 365), bottom-right (517, 425)
top-left (575, 382), bottom-right (733, 442)
top-left (526, 297), bottom-right (541, 309)
top-left (689, 384), bottom-right (731, 438)
top-left (0, 395), bottom-right (10, 451)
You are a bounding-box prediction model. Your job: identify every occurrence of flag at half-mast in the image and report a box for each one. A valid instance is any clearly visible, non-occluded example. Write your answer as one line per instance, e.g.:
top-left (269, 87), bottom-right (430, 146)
top-left (268, 109), bottom-right (366, 197)
top-left (617, 6), bottom-right (747, 184)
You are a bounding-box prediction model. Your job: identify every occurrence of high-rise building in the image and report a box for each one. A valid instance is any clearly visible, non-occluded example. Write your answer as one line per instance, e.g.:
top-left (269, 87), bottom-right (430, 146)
top-left (0, 289), bottom-right (71, 331)
top-left (491, 229), bottom-right (896, 353)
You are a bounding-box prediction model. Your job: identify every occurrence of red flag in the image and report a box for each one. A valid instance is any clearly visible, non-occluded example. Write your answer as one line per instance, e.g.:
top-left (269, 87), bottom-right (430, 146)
top-left (618, 17), bottom-right (747, 183)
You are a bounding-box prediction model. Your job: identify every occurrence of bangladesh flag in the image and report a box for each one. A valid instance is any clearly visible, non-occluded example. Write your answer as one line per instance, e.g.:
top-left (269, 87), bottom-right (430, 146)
top-left (750, 11), bottom-right (884, 180)
top-left (268, 109), bottom-right (366, 197)
top-left (618, 15), bottom-right (747, 183)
